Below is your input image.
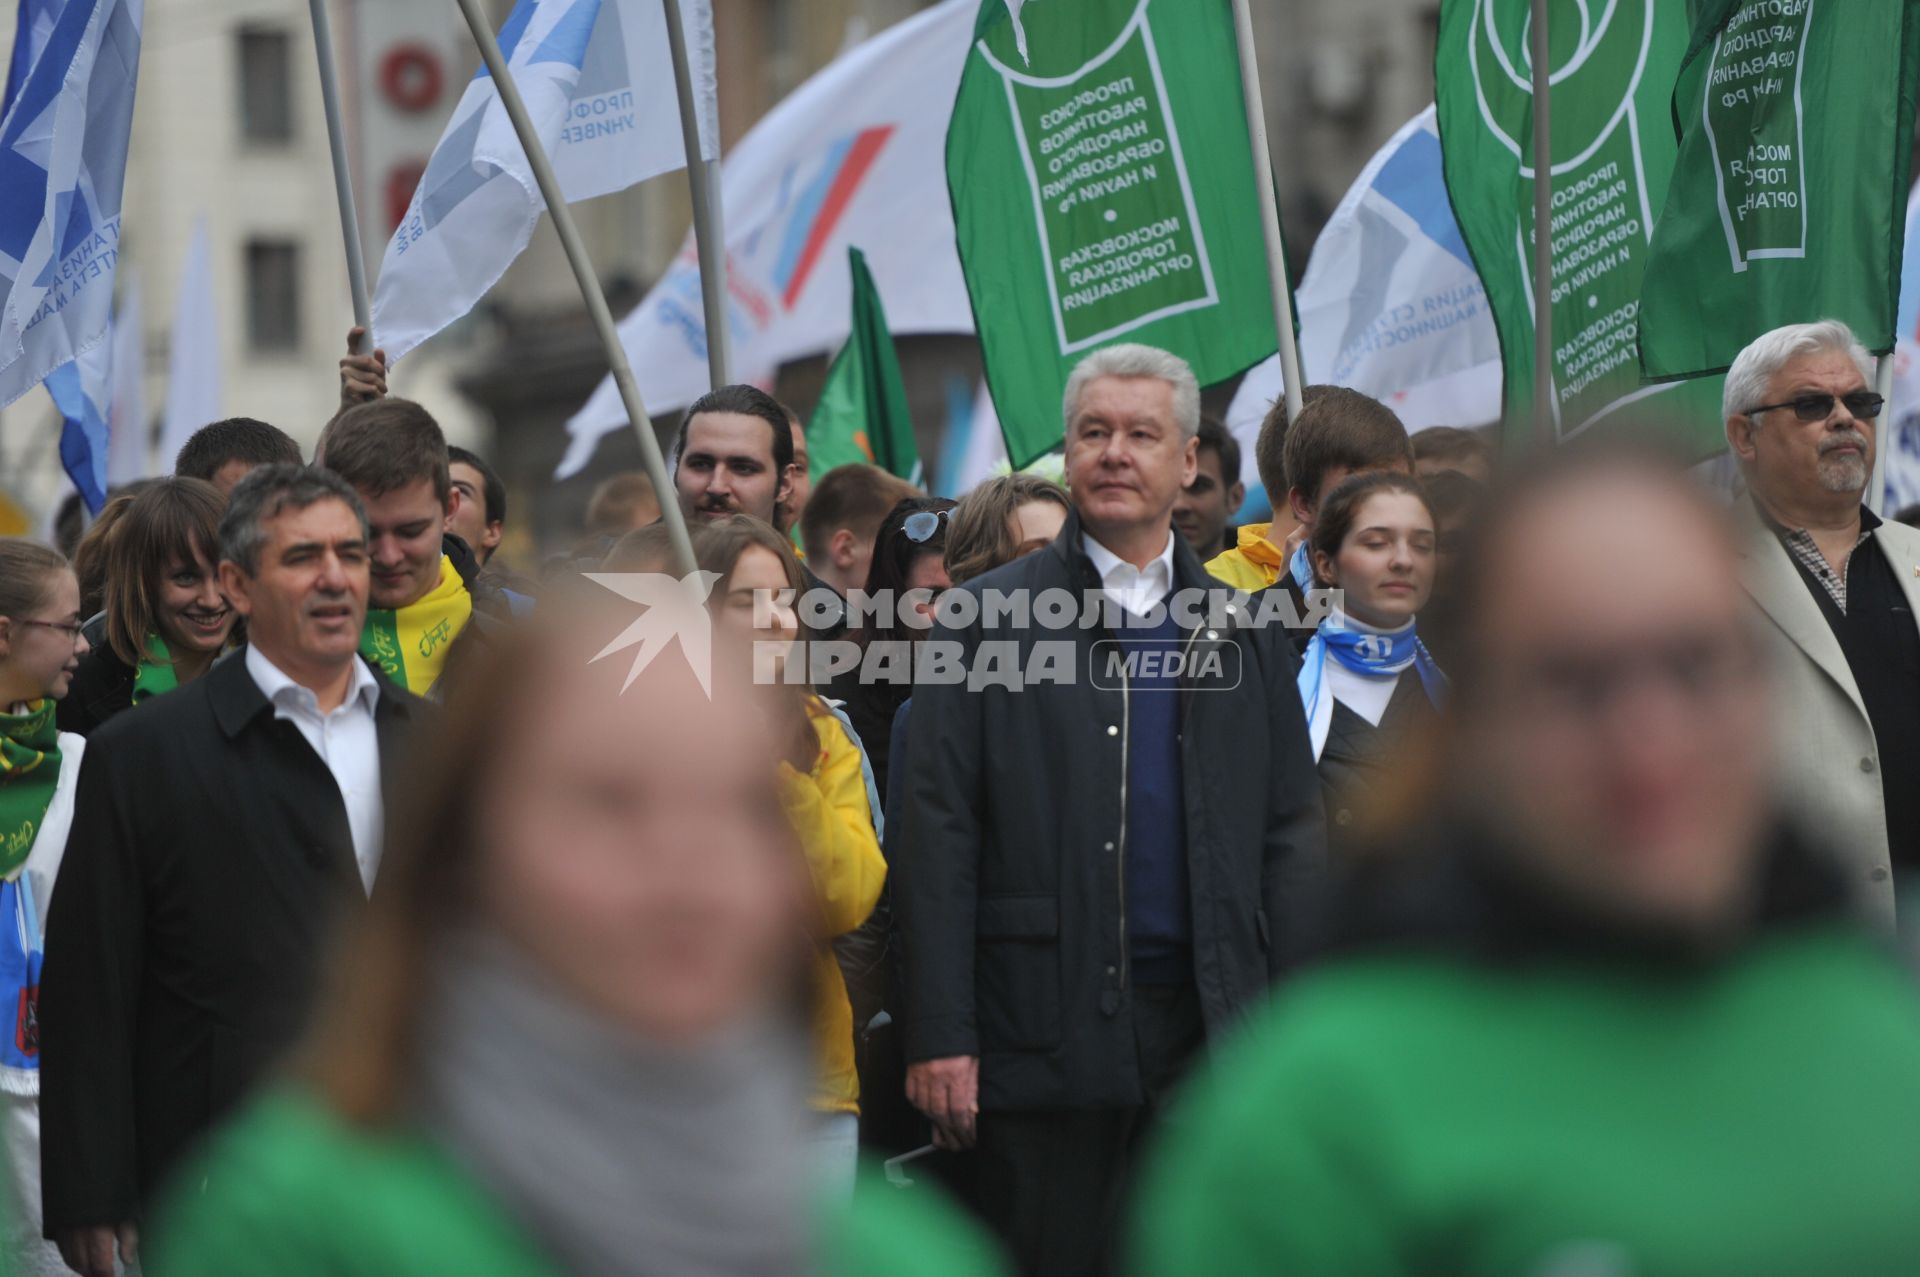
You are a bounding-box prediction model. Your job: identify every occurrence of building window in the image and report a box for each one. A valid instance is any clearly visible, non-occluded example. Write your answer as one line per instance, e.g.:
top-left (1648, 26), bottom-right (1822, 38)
top-left (245, 239), bottom-right (302, 353)
top-left (237, 26), bottom-right (293, 143)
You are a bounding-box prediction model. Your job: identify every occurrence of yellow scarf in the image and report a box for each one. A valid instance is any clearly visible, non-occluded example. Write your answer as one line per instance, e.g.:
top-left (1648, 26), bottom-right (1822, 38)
top-left (359, 556), bottom-right (474, 694)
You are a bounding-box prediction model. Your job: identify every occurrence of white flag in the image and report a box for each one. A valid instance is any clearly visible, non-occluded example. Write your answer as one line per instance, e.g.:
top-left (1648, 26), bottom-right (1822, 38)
top-left (373, 0), bottom-right (717, 364)
top-left (158, 220), bottom-right (222, 471)
top-left (106, 268), bottom-right (146, 483)
top-left (1226, 107), bottom-right (1500, 514)
top-left (558, 0), bottom-right (977, 478)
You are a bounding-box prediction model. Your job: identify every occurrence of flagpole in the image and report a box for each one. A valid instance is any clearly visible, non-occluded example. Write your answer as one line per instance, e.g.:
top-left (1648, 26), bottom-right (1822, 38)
top-left (1530, 0), bottom-right (1553, 445)
top-left (1871, 353), bottom-right (1895, 514)
top-left (661, 0), bottom-right (731, 388)
top-left (306, 0), bottom-right (374, 355)
top-left (450, 0), bottom-right (698, 577)
top-left (1228, 0), bottom-right (1305, 424)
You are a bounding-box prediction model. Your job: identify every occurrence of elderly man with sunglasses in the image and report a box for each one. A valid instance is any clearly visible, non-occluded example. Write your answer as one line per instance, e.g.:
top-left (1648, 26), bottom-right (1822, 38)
top-left (1727, 319), bottom-right (1918, 926)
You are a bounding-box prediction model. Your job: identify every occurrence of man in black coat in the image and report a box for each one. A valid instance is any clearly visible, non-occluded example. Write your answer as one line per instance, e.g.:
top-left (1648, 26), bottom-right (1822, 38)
top-left (895, 344), bottom-right (1326, 1276)
top-left (39, 466), bottom-right (429, 1277)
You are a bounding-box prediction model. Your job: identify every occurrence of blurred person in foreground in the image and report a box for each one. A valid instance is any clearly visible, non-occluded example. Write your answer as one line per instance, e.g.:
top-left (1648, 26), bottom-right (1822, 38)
top-left (1170, 415), bottom-right (1243, 561)
top-left (897, 344), bottom-right (1324, 1277)
top-left (148, 604), bottom-right (998, 1277)
top-left (61, 480), bottom-right (236, 737)
top-left (174, 418), bottom-right (303, 496)
top-left (1725, 320), bottom-right (1917, 927)
top-left (604, 518), bottom-right (885, 1191)
top-left (1298, 472), bottom-right (1444, 860)
top-left (1133, 448), bottom-right (1920, 1276)
top-left (800, 465), bottom-right (922, 599)
top-left (0, 540), bottom-right (90, 1277)
top-left (40, 467), bottom-right (431, 1277)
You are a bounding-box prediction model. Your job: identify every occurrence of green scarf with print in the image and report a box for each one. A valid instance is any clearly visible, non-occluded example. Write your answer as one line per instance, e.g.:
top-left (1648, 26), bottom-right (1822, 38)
top-left (131, 633), bottom-right (179, 705)
top-left (0, 701), bottom-right (59, 876)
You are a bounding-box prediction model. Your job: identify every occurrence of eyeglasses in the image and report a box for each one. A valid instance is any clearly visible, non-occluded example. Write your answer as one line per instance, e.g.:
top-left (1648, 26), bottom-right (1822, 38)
top-left (903, 509), bottom-right (951, 544)
top-left (1744, 391), bottom-right (1885, 423)
top-left (14, 619), bottom-right (84, 645)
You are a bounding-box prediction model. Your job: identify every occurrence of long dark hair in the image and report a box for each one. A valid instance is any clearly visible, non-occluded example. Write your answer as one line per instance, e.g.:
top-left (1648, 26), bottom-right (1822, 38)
top-left (101, 478), bottom-right (228, 667)
top-left (855, 497), bottom-right (956, 649)
top-left (1308, 471), bottom-right (1433, 587)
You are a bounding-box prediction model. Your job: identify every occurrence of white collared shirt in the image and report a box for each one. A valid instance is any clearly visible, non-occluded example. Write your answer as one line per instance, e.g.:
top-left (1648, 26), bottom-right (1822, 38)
top-left (245, 645), bottom-right (385, 893)
top-left (1082, 530), bottom-right (1177, 620)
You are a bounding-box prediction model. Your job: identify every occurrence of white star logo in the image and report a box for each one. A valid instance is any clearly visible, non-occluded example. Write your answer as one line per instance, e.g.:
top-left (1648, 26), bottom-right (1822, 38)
top-left (584, 571), bottom-right (723, 696)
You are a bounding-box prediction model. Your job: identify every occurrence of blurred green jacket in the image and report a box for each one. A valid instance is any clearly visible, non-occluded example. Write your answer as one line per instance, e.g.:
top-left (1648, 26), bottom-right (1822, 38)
top-left (149, 1089), bottom-right (1003, 1277)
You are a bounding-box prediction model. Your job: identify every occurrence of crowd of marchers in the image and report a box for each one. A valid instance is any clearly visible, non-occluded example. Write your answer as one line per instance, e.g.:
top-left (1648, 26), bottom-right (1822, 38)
top-left (0, 317), bottom-right (1917, 1277)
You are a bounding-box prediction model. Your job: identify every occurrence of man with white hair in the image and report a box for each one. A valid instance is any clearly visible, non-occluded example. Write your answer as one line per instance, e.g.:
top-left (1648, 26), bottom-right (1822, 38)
top-left (1726, 319), bottom-right (1920, 923)
top-left (894, 343), bottom-right (1325, 1275)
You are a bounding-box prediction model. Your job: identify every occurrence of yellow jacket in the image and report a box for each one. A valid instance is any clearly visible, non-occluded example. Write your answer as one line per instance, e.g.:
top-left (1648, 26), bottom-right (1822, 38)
top-left (1205, 522), bottom-right (1287, 591)
top-left (780, 700), bottom-right (887, 1114)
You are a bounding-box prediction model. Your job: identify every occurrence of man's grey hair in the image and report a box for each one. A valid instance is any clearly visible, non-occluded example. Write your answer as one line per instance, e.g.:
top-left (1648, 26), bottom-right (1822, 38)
top-left (1723, 320), bottom-right (1873, 423)
top-left (1062, 343), bottom-right (1202, 440)
top-left (219, 464), bottom-right (370, 576)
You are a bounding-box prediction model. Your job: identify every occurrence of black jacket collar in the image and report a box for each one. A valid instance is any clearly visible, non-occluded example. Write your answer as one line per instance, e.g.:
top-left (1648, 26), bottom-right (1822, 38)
top-left (206, 645), bottom-right (414, 741)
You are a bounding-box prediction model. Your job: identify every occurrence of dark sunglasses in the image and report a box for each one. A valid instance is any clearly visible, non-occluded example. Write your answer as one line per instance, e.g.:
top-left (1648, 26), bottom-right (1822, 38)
top-left (903, 509), bottom-right (951, 544)
top-left (1744, 391), bottom-right (1884, 423)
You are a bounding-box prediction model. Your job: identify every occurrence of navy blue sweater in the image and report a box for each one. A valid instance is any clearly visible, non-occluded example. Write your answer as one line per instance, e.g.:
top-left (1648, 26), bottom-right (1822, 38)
top-left (1114, 605), bottom-right (1191, 985)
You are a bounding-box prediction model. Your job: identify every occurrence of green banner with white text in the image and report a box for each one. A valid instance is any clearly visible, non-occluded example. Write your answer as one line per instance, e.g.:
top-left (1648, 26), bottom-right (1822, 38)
top-left (947, 0), bottom-right (1280, 467)
top-left (1639, 0), bottom-right (1920, 380)
top-left (1436, 0), bottom-right (1723, 451)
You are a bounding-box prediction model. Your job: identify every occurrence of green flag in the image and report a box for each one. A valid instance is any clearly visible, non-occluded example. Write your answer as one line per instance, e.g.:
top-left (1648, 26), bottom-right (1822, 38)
top-left (1639, 0), bottom-right (1920, 380)
top-left (1436, 0), bottom-right (1722, 450)
top-left (947, 0), bottom-right (1280, 467)
top-left (809, 247), bottom-right (922, 484)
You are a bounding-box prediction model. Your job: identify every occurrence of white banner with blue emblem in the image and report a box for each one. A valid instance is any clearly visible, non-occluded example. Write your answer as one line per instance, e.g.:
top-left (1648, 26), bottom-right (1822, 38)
top-left (373, 0), bottom-right (717, 365)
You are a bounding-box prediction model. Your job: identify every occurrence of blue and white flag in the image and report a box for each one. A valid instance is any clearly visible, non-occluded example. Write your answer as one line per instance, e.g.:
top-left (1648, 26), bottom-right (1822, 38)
top-left (1879, 183), bottom-right (1920, 515)
top-left (0, 0), bottom-right (143, 511)
top-left (1226, 106), bottom-right (1500, 519)
top-left (373, 0), bottom-right (717, 364)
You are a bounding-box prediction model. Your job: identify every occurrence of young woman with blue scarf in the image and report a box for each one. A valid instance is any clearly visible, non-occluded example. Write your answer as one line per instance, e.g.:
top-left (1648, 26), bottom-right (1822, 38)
top-left (1298, 472), bottom-right (1447, 854)
top-left (0, 540), bottom-right (90, 1276)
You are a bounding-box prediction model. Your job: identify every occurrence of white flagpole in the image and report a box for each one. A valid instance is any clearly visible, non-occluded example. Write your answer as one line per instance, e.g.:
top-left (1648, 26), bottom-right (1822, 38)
top-left (1871, 353), bottom-right (1895, 514)
top-left (451, 0), bottom-right (698, 576)
top-left (306, 0), bottom-right (374, 355)
top-left (1228, 0), bottom-right (1305, 424)
top-left (1530, 0), bottom-right (1554, 444)
top-left (661, 0), bottom-right (731, 388)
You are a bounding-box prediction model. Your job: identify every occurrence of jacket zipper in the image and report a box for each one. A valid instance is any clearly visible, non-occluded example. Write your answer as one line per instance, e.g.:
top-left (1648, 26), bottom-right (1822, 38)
top-left (1116, 655), bottom-right (1131, 993)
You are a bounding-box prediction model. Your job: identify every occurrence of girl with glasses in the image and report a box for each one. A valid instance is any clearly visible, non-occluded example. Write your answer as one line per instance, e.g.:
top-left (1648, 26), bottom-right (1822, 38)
top-left (0, 539), bottom-right (90, 1276)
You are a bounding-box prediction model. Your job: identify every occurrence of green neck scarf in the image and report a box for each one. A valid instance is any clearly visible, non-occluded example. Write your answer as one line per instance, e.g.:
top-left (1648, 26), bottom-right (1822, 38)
top-left (132, 633), bottom-right (179, 705)
top-left (0, 701), bottom-right (60, 876)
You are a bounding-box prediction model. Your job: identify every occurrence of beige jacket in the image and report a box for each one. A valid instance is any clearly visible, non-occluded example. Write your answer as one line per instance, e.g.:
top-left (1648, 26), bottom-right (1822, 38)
top-left (1734, 495), bottom-right (1920, 928)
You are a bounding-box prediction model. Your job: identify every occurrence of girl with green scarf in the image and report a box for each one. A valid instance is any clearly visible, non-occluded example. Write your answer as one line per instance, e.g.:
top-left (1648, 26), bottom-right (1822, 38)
top-left (0, 538), bottom-right (93, 1277)
top-left (60, 478), bottom-right (235, 737)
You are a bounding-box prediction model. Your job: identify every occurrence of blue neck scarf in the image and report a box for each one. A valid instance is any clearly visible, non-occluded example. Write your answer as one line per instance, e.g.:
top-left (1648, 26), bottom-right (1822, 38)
top-left (1296, 608), bottom-right (1446, 761)
top-left (1288, 540), bottom-right (1313, 591)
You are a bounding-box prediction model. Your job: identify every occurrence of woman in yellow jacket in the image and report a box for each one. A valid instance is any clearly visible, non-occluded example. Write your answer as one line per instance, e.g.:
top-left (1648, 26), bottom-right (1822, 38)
top-left (605, 517), bottom-right (886, 1189)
